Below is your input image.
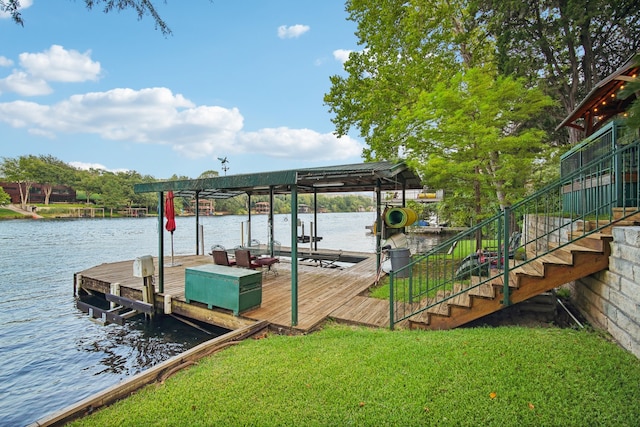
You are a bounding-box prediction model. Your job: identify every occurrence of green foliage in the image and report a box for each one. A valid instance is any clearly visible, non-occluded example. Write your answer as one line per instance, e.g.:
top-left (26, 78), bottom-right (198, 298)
top-left (480, 0), bottom-right (640, 144)
top-left (619, 55), bottom-right (640, 132)
top-left (405, 66), bottom-right (555, 211)
top-left (326, 0), bottom-right (639, 224)
top-left (69, 324), bottom-right (640, 426)
top-left (0, 187), bottom-right (10, 205)
top-left (250, 193), bottom-right (374, 214)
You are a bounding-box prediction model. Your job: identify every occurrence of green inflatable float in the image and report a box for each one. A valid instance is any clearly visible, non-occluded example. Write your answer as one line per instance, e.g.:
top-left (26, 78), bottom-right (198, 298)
top-left (384, 207), bottom-right (417, 228)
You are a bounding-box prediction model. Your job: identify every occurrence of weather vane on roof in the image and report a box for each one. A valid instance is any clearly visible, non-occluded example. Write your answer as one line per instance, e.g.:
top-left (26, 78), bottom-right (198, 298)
top-left (218, 157), bottom-right (229, 175)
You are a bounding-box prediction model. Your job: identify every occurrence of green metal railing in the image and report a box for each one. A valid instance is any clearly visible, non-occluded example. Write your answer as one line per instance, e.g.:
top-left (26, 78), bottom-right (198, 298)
top-left (389, 137), bottom-right (640, 329)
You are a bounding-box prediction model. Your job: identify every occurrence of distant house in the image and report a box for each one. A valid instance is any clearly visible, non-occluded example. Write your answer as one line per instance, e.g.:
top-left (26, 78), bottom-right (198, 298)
top-left (189, 199), bottom-right (215, 216)
top-left (299, 204), bottom-right (311, 213)
top-left (255, 201), bottom-right (270, 214)
top-left (0, 182), bottom-right (76, 204)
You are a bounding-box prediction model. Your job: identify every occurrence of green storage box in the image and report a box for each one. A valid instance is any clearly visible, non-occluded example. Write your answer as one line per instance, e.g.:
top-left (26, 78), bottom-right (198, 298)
top-left (185, 264), bottom-right (262, 315)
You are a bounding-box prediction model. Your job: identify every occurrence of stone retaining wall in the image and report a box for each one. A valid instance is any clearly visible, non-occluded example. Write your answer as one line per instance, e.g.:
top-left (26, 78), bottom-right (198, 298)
top-left (525, 215), bottom-right (640, 358)
top-left (568, 227), bottom-right (640, 358)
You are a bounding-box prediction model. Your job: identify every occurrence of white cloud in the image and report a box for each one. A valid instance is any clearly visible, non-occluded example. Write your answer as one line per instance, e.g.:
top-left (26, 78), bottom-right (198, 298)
top-left (333, 49), bottom-right (353, 64)
top-left (237, 127), bottom-right (363, 161)
top-left (19, 44), bottom-right (101, 82)
top-left (0, 45), bottom-right (101, 96)
top-left (0, 86), bottom-right (363, 162)
top-left (68, 161), bottom-right (130, 173)
top-left (0, 70), bottom-right (51, 96)
top-left (69, 161), bottom-right (107, 171)
top-left (277, 24), bottom-right (310, 39)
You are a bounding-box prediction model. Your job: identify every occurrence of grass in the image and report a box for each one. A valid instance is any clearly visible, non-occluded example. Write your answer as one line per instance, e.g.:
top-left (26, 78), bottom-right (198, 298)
top-left (0, 207), bottom-right (30, 219)
top-left (370, 237), bottom-right (528, 302)
top-left (69, 323), bottom-right (640, 427)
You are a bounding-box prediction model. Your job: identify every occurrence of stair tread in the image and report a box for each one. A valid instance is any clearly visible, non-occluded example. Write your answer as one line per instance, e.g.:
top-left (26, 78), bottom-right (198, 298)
top-left (562, 242), bottom-right (604, 253)
top-left (513, 259), bottom-right (544, 277)
top-left (468, 281), bottom-right (495, 299)
top-left (538, 252), bottom-right (573, 266)
top-left (566, 231), bottom-right (613, 240)
top-left (489, 271), bottom-right (519, 288)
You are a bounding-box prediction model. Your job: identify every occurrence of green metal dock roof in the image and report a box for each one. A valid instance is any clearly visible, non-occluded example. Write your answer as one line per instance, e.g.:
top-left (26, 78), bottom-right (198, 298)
top-left (133, 161), bottom-right (423, 198)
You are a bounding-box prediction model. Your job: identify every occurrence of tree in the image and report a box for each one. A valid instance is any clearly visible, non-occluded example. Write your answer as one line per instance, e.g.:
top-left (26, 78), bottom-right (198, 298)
top-left (76, 168), bottom-right (105, 204)
top-left (0, 155), bottom-right (40, 209)
top-left (404, 66), bottom-right (554, 213)
top-left (34, 155), bottom-right (76, 205)
top-left (326, 0), bottom-right (553, 232)
top-left (1, 0), bottom-right (172, 36)
top-left (480, 0), bottom-right (640, 144)
top-left (198, 170), bottom-right (219, 179)
top-left (326, 0), bottom-right (482, 161)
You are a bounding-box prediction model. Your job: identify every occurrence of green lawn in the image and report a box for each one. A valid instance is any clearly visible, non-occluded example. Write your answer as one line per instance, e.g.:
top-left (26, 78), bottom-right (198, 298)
top-left (0, 207), bottom-right (29, 219)
top-left (69, 323), bottom-right (640, 427)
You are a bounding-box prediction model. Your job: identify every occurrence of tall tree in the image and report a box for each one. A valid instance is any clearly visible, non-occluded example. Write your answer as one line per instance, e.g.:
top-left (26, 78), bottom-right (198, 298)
top-left (325, 0), bottom-right (553, 232)
top-left (76, 168), bottom-right (105, 204)
top-left (480, 0), bottom-right (640, 144)
top-left (404, 66), bottom-right (554, 215)
top-left (326, 0), bottom-right (491, 162)
top-left (35, 155), bottom-right (76, 205)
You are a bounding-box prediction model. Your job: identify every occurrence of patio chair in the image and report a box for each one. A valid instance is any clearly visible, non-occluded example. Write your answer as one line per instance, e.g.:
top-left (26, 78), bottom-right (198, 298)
top-left (235, 249), bottom-right (261, 269)
top-left (212, 249), bottom-right (236, 267)
top-left (235, 248), bottom-right (279, 275)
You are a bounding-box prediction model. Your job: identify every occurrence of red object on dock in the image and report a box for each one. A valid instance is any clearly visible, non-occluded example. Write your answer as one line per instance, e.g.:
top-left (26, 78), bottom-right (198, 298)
top-left (165, 191), bottom-right (176, 233)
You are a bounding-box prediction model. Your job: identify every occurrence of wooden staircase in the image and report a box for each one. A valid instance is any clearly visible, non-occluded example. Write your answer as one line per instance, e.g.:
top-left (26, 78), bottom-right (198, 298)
top-left (408, 208), bottom-right (640, 330)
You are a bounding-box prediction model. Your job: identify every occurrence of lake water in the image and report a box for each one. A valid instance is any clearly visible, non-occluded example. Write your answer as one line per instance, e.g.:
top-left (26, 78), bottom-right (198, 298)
top-left (0, 212), bottom-right (442, 426)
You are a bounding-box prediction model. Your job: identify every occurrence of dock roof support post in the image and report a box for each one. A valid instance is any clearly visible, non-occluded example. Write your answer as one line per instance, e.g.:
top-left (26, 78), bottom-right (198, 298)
top-left (269, 187), bottom-right (275, 256)
top-left (158, 191), bottom-right (164, 294)
top-left (195, 190), bottom-right (200, 255)
top-left (375, 180), bottom-right (382, 272)
top-left (290, 185), bottom-right (298, 327)
top-left (313, 190), bottom-right (318, 251)
top-left (247, 193), bottom-right (252, 244)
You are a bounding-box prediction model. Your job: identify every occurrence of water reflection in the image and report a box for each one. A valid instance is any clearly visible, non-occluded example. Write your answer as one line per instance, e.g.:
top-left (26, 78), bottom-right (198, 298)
top-left (76, 311), bottom-right (225, 376)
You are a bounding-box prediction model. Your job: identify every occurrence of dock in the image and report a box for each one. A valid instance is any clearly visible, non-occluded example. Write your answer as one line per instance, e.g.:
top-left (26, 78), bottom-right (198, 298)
top-left (75, 249), bottom-right (392, 334)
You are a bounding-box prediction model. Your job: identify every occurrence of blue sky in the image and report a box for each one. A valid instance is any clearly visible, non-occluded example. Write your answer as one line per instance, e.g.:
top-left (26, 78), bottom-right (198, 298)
top-left (0, 1), bottom-right (363, 179)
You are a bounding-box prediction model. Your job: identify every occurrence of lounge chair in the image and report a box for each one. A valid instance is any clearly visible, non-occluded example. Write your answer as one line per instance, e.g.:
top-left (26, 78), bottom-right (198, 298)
top-left (235, 248), bottom-right (279, 275)
top-left (235, 249), bottom-right (261, 269)
top-left (212, 249), bottom-right (236, 267)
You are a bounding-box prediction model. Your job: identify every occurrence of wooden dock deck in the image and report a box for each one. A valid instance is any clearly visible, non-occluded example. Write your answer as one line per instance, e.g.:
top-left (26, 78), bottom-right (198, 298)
top-left (75, 250), bottom-right (392, 333)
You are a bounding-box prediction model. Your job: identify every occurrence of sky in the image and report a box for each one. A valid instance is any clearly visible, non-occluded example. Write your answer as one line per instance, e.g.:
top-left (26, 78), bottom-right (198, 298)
top-left (0, 1), bottom-right (364, 179)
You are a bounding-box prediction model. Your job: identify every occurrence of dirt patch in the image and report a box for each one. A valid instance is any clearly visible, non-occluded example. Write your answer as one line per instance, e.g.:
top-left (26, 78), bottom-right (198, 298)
top-left (463, 296), bottom-right (588, 329)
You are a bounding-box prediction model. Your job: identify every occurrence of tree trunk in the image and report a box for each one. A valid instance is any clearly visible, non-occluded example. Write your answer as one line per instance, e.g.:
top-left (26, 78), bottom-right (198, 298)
top-left (42, 184), bottom-right (52, 205)
top-left (474, 167), bottom-right (482, 251)
top-left (18, 181), bottom-right (32, 210)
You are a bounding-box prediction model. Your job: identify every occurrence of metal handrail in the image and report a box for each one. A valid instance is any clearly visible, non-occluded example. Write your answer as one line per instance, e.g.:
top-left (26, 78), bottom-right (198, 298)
top-left (389, 136), bottom-right (640, 329)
